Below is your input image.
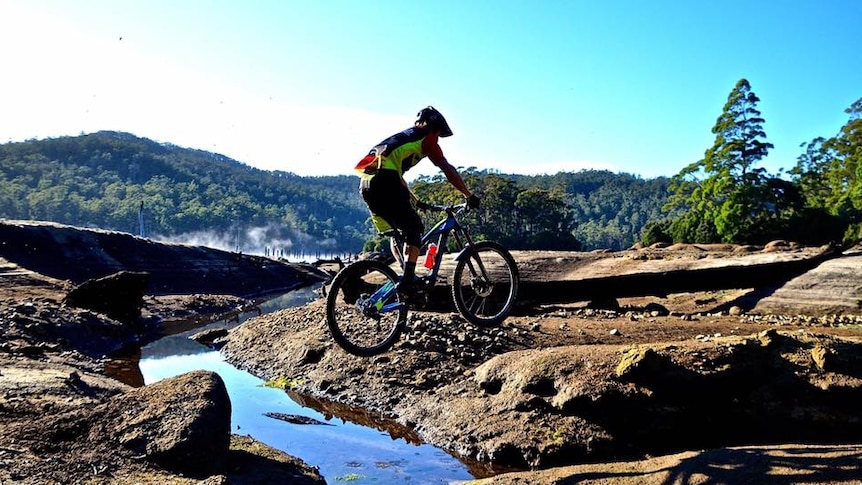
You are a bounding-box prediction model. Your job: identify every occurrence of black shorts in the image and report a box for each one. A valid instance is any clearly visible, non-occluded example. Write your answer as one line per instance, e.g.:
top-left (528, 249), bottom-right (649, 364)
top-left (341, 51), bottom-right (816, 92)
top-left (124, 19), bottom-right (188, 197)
top-left (360, 170), bottom-right (424, 247)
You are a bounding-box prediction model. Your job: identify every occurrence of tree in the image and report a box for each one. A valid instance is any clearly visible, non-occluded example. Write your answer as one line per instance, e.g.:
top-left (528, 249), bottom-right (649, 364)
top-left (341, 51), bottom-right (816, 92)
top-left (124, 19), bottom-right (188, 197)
top-left (640, 219), bottom-right (673, 246)
top-left (0, 133), bottom-right (675, 253)
top-left (513, 187), bottom-right (578, 249)
top-left (790, 97), bottom-right (862, 245)
top-left (476, 174), bottom-right (520, 244)
top-left (666, 79), bottom-right (780, 244)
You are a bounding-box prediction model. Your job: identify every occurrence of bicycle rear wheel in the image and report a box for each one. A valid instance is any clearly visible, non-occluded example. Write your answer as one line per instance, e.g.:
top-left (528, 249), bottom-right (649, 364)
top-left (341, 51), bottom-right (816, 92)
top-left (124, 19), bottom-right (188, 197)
top-left (451, 241), bottom-right (519, 327)
top-left (326, 259), bottom-right (407, 356)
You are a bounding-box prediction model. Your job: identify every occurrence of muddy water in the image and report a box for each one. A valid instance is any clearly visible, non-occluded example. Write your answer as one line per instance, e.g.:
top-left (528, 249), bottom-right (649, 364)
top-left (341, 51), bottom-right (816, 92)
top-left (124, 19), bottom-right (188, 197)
top-left (136, 287), bottom-right (476, 484)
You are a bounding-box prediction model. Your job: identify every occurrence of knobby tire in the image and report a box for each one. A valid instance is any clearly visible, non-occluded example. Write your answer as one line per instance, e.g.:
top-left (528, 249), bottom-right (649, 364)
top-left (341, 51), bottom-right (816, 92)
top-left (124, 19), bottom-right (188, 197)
top-left (326, 259), bottom-right (407, 356)
top-left (451, 241), bottom-right (519, 327)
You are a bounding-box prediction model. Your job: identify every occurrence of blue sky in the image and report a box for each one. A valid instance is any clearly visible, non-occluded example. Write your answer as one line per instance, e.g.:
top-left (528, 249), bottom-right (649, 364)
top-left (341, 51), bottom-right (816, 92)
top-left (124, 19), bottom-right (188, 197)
top-left (1, 0), bottom-right (860, 180)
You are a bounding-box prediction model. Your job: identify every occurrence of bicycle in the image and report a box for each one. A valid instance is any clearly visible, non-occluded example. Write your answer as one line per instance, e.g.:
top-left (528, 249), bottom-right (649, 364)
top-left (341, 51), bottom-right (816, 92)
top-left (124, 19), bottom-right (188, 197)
top-left (325, 203), bottom-right (519, 356)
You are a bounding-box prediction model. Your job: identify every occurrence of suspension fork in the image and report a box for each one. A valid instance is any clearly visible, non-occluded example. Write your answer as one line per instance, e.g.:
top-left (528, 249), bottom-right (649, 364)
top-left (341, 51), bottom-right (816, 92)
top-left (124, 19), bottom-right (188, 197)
top-left (453, 225), bottom-right (491, 282)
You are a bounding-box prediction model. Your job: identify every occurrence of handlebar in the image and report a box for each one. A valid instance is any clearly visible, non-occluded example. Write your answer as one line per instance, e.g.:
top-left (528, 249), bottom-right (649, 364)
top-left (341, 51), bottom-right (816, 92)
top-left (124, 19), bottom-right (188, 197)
top-left (418, 202), bottom-right (467, 213)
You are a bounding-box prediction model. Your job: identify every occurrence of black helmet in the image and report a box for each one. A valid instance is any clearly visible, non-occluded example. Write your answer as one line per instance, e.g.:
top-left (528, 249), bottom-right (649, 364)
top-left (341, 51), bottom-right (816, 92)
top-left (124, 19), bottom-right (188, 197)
top-left (416, 106), bottom-right (453, 137)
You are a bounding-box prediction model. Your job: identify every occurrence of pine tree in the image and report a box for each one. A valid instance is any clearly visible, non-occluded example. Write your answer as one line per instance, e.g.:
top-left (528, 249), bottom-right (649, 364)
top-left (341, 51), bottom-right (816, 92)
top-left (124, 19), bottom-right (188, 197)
top-left (666, 79), bottom-right (777, 243)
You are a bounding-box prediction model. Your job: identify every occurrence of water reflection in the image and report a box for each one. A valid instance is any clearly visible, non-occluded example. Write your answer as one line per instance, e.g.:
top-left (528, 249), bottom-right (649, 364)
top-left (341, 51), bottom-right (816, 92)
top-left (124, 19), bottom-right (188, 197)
top-left (140, 341), bottom-right (474, 483)
top-left (107, 284), bottom-right (491, 482)
top-left (102, 347), bottom-right (144, 387)
top-left (289, 390), bottom-right (511, 479)
top-left (158, 285), bottom-right (321, 337)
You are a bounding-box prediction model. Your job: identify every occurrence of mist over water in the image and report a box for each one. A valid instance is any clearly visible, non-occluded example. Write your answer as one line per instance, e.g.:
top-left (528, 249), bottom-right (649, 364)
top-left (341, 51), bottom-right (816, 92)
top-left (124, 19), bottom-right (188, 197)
top-left (152, 224), bottom-right (355, 262)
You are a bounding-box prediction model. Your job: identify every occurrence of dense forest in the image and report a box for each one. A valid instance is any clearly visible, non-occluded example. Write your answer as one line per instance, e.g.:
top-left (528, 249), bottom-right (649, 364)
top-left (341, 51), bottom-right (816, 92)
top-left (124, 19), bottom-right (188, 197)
top-left (407, 169), bottom-right (670, 252)
top-left (1, 79), bottom-right (859, 255)
top-left (0, 132), bottom-right (670, 253)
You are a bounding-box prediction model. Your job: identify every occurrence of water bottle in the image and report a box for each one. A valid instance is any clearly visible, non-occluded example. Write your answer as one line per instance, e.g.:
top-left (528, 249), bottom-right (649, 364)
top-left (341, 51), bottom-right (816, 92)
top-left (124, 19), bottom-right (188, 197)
top-left (423, 243), bottom-right (438, 269)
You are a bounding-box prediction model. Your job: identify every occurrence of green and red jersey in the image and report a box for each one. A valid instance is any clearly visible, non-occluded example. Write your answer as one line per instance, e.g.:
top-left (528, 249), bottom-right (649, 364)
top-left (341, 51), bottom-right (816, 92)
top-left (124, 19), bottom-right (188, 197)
top-left (355, 126), bottom-right (445, 178)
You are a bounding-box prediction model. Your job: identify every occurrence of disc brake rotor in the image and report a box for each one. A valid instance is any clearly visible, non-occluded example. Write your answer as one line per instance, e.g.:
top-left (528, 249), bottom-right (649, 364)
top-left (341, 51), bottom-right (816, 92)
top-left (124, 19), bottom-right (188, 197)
top-left (471, 277), bottom-right (493, 297)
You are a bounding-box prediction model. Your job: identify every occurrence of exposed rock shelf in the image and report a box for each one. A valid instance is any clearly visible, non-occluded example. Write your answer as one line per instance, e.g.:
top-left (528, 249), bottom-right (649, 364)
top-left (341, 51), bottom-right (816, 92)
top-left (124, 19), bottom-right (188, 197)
top-left (0, 219), bottom-right (329, 298)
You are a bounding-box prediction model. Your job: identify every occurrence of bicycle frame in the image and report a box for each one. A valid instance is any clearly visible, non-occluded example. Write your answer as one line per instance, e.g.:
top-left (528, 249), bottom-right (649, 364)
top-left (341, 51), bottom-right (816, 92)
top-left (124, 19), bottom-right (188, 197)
top-left (328, 203), bottom-right (518, 355)
top-left (419, 209), bottom-right (457, 282)
top-left (405, 205), bottom-right (483, 276)
top-left (365, 204), bottom-right (490, 314)
top-left (365, 280), bottom-right (401, 313)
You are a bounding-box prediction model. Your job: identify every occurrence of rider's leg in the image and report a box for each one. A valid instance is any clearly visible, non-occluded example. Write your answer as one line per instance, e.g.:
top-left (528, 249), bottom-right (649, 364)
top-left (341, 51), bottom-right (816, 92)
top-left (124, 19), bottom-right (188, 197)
top-left (362, 171), bottom-right (419, 272)
top-left (359, 170), bottom-right (423, 294)
top-left (396, 243), bottom-right (420, 299)
top-left (402, 244), bottom-right (420, 284)
top-left (389, 237), bottom-right (404, 266)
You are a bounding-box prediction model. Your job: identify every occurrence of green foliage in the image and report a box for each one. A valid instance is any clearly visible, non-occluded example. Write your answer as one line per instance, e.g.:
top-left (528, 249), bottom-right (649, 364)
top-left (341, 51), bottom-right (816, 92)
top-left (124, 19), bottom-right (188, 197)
top-left (790, 97), bottom-right (862, 246)
top-left (665, 79), bottom-right (790, 244)
top-left (362, 233), bottom-right (389, 253)
top-left (665, 81), bottom-right (861, 247)
top-left (411, 169), bottom-right (669, 251)
top-left (0, 132), bottom-right (675, 254)
top-left (640, 219), bottom-right (673, 246)
top-left (262, 376), bottom-right (305, 390)
top-left (844, 223), bottom-right (862, 248)
top-left (514, 171), bottom-right (670, 249)
top-left (17, 107), bottom-right (862, 254)
top-left (334, 474), bottom-right (363, 482)
top-left (0, 131), bottom-right (369, 254)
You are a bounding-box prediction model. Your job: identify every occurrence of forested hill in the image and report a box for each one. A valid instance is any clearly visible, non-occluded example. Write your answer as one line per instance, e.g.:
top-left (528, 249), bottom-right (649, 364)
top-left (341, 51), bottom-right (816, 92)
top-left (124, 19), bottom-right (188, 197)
top-left (0, 131), bottom-right (370, 254)
top-left (0, 131), bottom-right (671, 253)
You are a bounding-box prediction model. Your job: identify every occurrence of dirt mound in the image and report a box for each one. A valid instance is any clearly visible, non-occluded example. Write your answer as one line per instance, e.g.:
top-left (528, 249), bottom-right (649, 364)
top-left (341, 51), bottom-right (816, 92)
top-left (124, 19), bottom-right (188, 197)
top-left (7, 371), bottom-right (231, 481)
top-left (412, 329), bottom-right (862, 468)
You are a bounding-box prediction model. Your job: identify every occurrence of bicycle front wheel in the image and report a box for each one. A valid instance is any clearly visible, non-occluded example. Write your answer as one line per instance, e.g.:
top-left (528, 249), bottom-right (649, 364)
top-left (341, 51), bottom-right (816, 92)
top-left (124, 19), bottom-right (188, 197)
top-left (451, 241), bottom-right (519, 327)
top-left (326, 259), bottom-right (407, 356)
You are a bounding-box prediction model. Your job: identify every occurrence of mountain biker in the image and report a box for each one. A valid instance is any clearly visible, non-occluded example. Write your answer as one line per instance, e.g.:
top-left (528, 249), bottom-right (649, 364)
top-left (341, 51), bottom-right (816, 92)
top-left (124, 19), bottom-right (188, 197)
top-left (355, 106), bottom-right (480, 298)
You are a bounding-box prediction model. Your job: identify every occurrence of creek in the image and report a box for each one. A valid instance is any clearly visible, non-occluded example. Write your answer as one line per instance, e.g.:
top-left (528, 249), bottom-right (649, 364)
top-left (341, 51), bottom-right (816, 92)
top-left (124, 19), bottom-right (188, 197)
top-left (135, 286), bottom-right (476, 484)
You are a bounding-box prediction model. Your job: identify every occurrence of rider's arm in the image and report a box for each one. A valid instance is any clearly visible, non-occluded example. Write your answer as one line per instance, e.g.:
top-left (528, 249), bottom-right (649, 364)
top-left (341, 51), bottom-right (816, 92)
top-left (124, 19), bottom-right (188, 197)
top-left (423, 135), bottom-right (473, 198)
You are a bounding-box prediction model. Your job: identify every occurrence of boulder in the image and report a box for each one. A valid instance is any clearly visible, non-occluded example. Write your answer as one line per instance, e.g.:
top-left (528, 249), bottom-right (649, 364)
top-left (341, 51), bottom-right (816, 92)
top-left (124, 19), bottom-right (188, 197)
top-left (99, 370), bottom-right (232, 474)
top-left (15, 370), bottom-right (233, 476)
top-left (63, 271), bottom-right (149, 323)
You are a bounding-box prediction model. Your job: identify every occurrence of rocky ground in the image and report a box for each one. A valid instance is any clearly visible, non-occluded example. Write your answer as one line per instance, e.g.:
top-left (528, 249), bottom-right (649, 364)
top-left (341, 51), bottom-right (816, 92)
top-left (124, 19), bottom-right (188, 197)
top-left (1, 223), bottom-right (861, 484)
top-left (223, 245), bottom-right (862, 484)
top-left (223, 298), bottom-right (862, 483)
top-left (0, 254), bottom-right (327, 484)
